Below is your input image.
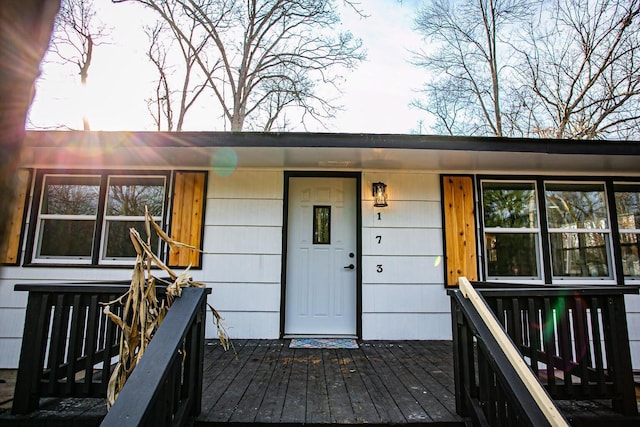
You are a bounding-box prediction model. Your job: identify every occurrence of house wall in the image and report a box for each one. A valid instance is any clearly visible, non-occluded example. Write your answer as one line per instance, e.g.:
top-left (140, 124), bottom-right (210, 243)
top-left (2, 167), bottom-right (639, 370)
top-left (198, 170), bottom-right (452, 342)
top-left (199, 170), bottom-right (284, 339)
top-left (361, 172), bottom-right (451, 340)
top-left (626, 295), bottom-right (640, 368)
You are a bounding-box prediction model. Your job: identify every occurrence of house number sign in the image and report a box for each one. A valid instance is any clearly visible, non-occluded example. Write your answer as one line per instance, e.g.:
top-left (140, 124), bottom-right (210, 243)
top-left (375, 210), bottom-right (383, 273)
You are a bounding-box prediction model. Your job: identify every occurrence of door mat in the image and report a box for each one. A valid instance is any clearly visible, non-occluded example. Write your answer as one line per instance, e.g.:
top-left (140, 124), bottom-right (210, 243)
top-left (289, 338), bottom-right (359, 349)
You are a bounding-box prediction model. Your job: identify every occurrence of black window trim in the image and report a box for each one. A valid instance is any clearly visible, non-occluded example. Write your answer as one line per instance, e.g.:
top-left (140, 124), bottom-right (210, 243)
top-left (24, 169), bottom-right (171, 267)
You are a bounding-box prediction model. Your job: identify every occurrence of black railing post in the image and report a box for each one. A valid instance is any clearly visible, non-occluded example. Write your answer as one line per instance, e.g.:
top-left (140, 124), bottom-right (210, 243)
top-left (602, 294), bottom-right (638, 415)
top-left (450, 297), bottom-right (465, 416)
top-left (12, 292), bottom-right (51, 414)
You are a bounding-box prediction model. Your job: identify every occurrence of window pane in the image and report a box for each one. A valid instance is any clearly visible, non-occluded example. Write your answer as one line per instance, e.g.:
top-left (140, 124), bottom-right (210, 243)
top-left (107, 176), bottom-right (165, 216)
top-left (545, 183), bottom-right (608, 229)
top-left (313, 206), bottom-right (331, 244)
top-left (614, 185), bottom-right (640, 230)
top-left (482, 182), bottom-right (538, 228)
top-left (485, 233), bottom-right (540, 277)
top-left (549, 232), bottom-right (610, 277)
top-left (39, 219), bottom-right (95, 257)
top-left (42, 176), bottom-right (100, 215)
top-left (104, 220), bottom-right (160, 259)
top-left (620, 233), bottom-right (640, 276)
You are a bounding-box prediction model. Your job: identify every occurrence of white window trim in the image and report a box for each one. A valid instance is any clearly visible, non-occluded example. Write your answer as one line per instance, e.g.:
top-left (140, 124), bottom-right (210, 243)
top-left (482, 179), bottom-right (544, 281)
top-left (31, 172), bottom-right (167, 266)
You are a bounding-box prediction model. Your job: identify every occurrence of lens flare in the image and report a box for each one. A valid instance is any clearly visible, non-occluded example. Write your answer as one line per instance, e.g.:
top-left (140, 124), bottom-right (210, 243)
top-left (211, 147), bottom-right (238, 177)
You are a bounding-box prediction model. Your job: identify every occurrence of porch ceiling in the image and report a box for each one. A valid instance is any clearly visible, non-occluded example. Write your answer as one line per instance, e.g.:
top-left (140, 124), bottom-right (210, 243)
top-left (22, 131), bottom-right (640, 174)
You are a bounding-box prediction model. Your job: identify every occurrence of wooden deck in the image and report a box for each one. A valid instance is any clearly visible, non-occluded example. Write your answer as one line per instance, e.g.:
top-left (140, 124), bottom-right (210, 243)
top-left (196, 339), bottom-right (466, 426)
top-left (2, 339), bottom-right (640, 426)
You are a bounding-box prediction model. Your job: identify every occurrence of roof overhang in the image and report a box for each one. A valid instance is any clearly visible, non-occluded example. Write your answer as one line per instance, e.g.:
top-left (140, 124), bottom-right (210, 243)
top-left (21, 131), bottom-right (640, 174)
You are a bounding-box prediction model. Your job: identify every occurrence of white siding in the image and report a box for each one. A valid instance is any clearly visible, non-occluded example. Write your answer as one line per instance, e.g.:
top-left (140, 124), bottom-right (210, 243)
top-left (625, 294), bottom-right (640, 368)
top-left (361, 172), bottom-right (449, 340)
top-left (201, 171), bottom-right (284, 340)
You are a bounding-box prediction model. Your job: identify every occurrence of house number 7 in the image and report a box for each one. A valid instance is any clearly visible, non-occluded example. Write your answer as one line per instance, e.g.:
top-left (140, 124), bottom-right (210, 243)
top-left (376, 235), bottom-right (382, 244)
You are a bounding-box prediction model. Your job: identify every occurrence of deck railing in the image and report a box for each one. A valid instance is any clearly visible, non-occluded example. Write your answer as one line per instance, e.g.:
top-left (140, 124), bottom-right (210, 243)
top-left (450, 279), bottom-right (568, 426)
top-left (12, 281), bottom-right (132, 415)
top-left (12, 281), bottom-right (210, 427)
top-left (450, 279), bottom-right (639, 426)
top-left (476, 281), bottom-right (639, 416)
top-left (100, 286), bottom-right (209, 427)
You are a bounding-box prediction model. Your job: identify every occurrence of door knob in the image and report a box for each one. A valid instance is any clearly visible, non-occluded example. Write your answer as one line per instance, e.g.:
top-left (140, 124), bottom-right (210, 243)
top-left (344, 264), bottom-right (355, 270)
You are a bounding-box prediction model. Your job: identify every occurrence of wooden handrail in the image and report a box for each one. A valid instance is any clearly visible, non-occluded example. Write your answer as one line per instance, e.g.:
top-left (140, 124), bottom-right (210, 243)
top-left (100, 286), bottom-right (209, 427)
top-left (458, 277), bottom-right (569, 426)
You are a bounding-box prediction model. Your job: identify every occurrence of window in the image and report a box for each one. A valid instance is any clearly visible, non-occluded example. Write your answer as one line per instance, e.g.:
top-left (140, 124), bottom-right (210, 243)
top-left (481, 181), bottom-right (542, 279)
top-left (614, 184), bottom-right (640, 278)
top-left (480, 178), bottom-right (618, 283)
top-left (313, 206), bottom-right (331, 244)
top-left (545, 183), bottom-right (612, 279)
top-left (31, 172), bottom-right (167, 265)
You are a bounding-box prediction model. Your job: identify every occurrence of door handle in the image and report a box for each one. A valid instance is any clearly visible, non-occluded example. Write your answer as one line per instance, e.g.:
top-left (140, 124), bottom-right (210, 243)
top-left (344, 264), bottom-right (355, 270)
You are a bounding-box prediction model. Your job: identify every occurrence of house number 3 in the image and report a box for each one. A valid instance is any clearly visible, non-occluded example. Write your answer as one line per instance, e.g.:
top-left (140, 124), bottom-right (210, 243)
top-left (376, 264), bottom-right (383, 273)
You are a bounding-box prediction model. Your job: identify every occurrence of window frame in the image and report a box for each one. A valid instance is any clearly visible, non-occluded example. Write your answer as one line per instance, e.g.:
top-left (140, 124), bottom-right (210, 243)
top-left (613, 182), bottom-right (640, 281)
top-left (478, 176), bottom-right (620, 285)
top-left (480, 179), bottom-right (544, 282)
top-left (25, 170), bottom-right (170, 267)
top-left (544, 181), bottom-right (615, 283)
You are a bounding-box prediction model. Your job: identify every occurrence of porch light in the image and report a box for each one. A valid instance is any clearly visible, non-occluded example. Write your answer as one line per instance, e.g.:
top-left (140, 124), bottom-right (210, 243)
top-left (372, 182), bottom-right (388, 207)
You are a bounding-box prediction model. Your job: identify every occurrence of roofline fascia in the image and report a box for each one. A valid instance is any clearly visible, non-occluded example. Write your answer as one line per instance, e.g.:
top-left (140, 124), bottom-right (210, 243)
top-left (23, 130), bottom-right (640, 156)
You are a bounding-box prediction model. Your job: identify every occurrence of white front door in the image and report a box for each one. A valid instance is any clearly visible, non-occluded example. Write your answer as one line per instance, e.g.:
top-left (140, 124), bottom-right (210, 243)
top-left (284, 177), bottom-right (357, 337)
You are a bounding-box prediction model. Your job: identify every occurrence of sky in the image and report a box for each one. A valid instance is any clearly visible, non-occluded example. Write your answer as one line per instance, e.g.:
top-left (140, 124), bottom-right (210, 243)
top-left (26, 0), bottom-right (431, 134)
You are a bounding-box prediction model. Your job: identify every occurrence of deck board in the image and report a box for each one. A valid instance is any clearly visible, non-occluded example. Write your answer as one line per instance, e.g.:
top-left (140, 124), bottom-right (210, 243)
top-left (195, 339), bottom-right (465, 426)
top-left (2, 339), bottom-right (638, 425)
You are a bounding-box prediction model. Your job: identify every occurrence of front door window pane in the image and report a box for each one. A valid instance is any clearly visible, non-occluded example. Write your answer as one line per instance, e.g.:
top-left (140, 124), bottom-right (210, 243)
top-left (313, 206), bottom-right (331, 244)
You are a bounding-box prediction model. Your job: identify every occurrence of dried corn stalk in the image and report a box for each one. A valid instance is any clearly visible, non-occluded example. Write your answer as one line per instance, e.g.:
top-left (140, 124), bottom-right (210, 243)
top-left (103, 208), bottom-right (230, 408)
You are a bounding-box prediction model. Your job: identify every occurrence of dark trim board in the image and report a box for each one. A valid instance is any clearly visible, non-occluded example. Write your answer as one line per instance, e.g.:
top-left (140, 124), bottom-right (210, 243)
top-left (279, 171), bottom-right (362, 339)
top-left (25, 130), bottom-right (640, 157)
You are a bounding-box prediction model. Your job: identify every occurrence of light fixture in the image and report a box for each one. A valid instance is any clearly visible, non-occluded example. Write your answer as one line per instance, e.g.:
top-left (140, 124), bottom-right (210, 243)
top-left (372, 182), bottom-right (388, 207)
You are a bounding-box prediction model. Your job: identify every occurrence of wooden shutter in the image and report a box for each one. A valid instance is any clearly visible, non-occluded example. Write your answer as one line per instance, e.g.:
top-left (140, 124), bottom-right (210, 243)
top-left (168, 171), bottom-right (206, 268)
top-left (1, 169), bottom-right (31, 264)
top-left (442, 175), bottom-right (478, 286)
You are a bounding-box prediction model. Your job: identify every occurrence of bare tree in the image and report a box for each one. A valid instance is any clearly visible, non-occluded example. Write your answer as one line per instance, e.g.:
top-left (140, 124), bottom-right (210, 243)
top-left (144, 2), bottom-right (213, 131)
top-left (516, 0), bottom-right (640, 139)
top-left (411, 0), bottom-right (536, 136)
top-left (49, 0), bottom-right (109, 130)
top-left (124, 0), bottom-right (365, 131)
